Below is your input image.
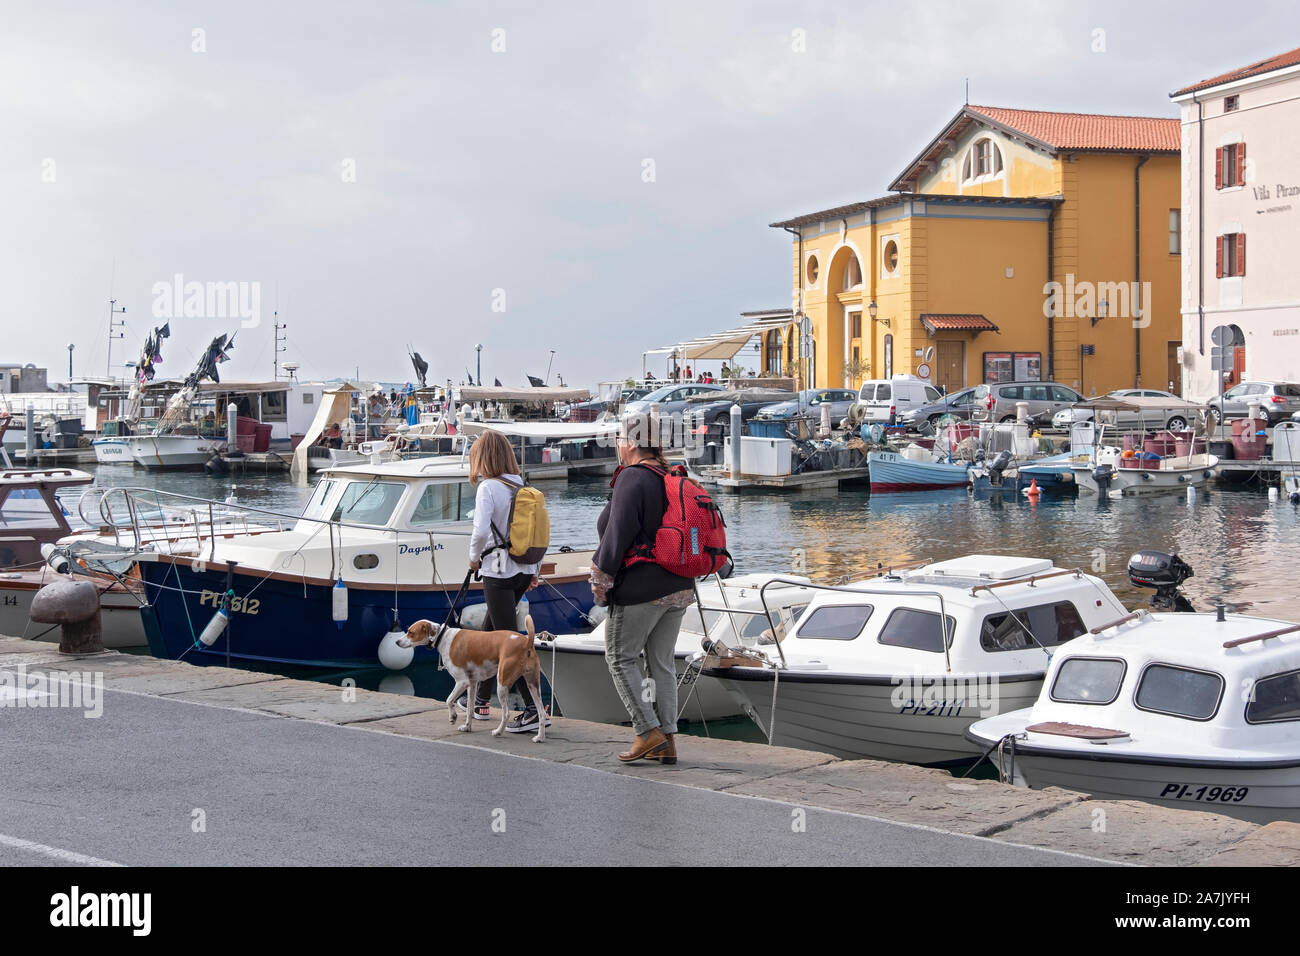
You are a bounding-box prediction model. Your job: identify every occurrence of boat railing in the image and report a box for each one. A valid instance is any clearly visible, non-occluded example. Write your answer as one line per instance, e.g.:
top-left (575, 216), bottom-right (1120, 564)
top-left (84, 485), bottom-right (472, 580)
top-left (756, 576), bottom-right (953, 672)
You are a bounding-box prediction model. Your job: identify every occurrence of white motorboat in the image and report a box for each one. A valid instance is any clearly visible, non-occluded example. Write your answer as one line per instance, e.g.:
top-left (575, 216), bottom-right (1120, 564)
top-left (127, 433), bottom-right (216, 469)
top-left (535, 573), bottom-right (815, 725)
top-left (1070, 422), bottom-right (1218, 497)
top-left (91, 436), bottom-right (133, 464)
top-left (967, 598), bottom-right (1300, 824)
top-left (701, 555), bottom-right (1129, 766)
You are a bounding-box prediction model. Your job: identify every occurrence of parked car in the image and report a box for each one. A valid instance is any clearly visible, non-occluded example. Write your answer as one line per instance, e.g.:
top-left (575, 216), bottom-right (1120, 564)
top-left (567, 386), bottom-right (653, 422)
top-left (901, 384), bottom-right (992, 428)
top-left (1205, 381), bottom-right (1300, 427)
top-left (684, 389), bottom-right (798, 428)
top-left (985, 381), bottom-right (1084, 424)
top-left (857, 375), bottom-right (943, 424)
top-left (754, 388), bottom-right (859, 423)
top-left (1051, 389), bottom-right (1202, 432)
top-left (623, 382), bottom-right (726, 419)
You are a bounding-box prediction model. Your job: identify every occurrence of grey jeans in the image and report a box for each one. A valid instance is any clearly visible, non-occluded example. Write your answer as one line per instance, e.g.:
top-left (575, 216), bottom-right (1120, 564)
top-left (604, 602), bottom-right (687, 737)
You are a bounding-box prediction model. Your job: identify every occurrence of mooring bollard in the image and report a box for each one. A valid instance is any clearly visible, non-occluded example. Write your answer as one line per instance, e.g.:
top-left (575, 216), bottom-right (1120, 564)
top-left (29, 579), bottom-right (103, 655)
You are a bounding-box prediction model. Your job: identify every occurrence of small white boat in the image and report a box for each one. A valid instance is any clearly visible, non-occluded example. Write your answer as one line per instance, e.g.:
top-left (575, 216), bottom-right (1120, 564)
top-left (91, 437), bottom-right (133, 464)
top-left (1070, 422), bottom-right (1218, 497)
top-left (702, 555), bottom-right (1129, 766)
top-left (535, 574), bottom-right (815, 725)
top-left (967, 604), bottom-right (1300, 824)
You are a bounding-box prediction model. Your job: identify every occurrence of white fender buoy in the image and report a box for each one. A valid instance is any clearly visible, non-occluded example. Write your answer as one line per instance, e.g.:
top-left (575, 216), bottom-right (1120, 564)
top-left (199, 606), bottom-right (230, 647)
top-left (1269, 486), bottom-right (1279, 502)
top-left (515, 596), bottom-right (530, 632)
top-left (332, 576), bottom-right (348, 628)
top-left (587, 605), bottom-right (609, 627)
top-left (459, 604), bottom-right (490, 630)
top-left (1187, 486), bottom-right (1196, 505)
top-left (378, 628), bottom-right (414, 670)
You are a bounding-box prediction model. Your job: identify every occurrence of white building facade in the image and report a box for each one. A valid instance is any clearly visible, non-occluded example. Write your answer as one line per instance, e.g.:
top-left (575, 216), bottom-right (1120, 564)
top-left (1172, 47), bottom-right (1300, 401)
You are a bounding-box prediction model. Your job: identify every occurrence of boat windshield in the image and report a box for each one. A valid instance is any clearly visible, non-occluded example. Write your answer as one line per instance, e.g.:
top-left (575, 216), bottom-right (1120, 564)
top-left (330, 480), bottom-right (406, 527)
top-left (408, 481), bottom-right (475, 525)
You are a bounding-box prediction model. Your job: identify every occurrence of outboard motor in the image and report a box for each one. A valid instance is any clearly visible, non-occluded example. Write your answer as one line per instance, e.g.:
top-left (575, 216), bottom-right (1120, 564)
top-left (1092, 462), bottom-right (1114, 496)
top-left (1128, 550), bottom-right (1195, 612)
top-left (987, 449), bottom-right (1012, 482)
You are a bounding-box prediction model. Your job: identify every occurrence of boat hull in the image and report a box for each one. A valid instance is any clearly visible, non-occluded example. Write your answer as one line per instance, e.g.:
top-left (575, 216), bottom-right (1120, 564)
top-left (711, 668), bottom-right (1043, 766)
top-left (868, 452), bottom-right (970, 493)
top-left (965, 727), bottom-right (1300, 824)
top-left (91, 438), bottom-right (134, 464)
top-left (137, 559), bottom-right (596, 670)
top-left (535, 642), bottom-right (739, 724)
top-left (128, 435), bottom-right (216, 470)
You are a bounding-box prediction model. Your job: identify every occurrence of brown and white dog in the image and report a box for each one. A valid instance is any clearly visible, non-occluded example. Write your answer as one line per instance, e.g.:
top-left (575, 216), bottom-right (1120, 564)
top-left (397, 615), bottom-right (548, 742)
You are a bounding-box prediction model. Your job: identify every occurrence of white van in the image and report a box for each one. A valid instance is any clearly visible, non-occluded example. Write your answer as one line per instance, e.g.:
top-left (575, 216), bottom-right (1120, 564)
top-left (857, 375), bottom-right (943, 424)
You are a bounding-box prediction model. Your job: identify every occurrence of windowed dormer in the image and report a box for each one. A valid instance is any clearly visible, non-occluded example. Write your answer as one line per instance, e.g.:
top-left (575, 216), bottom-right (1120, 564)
top-left (961, 136), bottom-right (1005, 185)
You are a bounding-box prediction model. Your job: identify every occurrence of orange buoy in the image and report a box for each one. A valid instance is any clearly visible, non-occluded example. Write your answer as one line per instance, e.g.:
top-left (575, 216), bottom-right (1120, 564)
top-left (1026, 479), bottom-right (1041, 499)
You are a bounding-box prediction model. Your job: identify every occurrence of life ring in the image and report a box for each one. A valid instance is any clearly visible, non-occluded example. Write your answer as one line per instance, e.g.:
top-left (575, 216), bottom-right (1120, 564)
top-left (867, 423), bottom-right (885, 443)
top-left (846, 403), bottom-right (867, 426)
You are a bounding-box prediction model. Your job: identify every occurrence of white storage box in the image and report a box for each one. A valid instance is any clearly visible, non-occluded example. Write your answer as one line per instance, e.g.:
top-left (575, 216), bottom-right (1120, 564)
top-left (724, 436), bottom-right (793, 476)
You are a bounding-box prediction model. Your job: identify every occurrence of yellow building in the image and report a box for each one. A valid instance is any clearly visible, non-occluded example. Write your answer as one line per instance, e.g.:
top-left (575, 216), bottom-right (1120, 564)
top-left (768, 106), bottom-right (1183, 396)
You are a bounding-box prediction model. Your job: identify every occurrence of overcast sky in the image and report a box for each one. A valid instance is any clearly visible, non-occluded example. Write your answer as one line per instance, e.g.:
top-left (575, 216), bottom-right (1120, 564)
top-left (2, 0), bottom-right (1289, 389)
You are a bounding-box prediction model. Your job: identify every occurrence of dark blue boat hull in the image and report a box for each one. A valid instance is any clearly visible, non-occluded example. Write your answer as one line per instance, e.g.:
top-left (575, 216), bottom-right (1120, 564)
top-left (139, 561), bottom-right (595, 670)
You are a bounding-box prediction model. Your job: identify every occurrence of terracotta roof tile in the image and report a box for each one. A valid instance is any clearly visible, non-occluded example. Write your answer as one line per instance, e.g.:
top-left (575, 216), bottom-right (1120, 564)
top-left (920, 314), bottom-right (999, 333)
top-left (966, 106), bottom-right (1179, 152)
top-left (1173, 46), bottom-right (1300, 97)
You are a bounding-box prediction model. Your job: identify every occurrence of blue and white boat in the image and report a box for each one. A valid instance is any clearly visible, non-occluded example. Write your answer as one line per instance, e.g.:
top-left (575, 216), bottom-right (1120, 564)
top-left (867, 449), bottom-right (971, 492)
top-left (64, 456), bottom-right (598, 670)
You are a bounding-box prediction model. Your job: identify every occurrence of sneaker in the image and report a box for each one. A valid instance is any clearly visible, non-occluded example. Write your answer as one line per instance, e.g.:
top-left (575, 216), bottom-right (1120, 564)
top-left (505, 708), bottom-right (552, 734)
top-left (455, 698), bottom-right (493, 721)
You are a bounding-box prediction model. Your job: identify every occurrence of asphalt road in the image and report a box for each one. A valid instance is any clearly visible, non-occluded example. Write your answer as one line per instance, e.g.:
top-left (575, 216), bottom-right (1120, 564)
top-left (0, 688), bottom-right (1103, 866)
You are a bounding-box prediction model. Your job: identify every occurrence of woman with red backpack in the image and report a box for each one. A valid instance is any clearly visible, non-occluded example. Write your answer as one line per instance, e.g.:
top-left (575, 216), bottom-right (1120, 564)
top-left (590, 411), bottom-right (728, 764)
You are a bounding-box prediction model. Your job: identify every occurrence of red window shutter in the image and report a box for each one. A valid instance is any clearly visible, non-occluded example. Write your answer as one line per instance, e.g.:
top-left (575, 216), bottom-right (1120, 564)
top-left (1216, 236), bottom-right (1224, 278)
top-left (1236, 233), bottom-right (1246, 276)
top-left (1237, 144), bottom-right (1246, 185)
top-left (1215, 147), bottom-right (1223, 189)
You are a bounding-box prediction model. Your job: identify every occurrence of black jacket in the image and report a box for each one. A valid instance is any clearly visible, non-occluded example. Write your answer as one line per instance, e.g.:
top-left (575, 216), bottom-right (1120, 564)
top-left (593, 463), bottom-right (694, 605)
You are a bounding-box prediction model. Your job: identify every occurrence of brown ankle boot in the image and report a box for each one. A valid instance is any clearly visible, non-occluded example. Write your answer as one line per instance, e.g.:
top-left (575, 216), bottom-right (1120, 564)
top-left (644, 733), bottom-right (677, 765)
top-left (618, 728), bottom-right (669, 762)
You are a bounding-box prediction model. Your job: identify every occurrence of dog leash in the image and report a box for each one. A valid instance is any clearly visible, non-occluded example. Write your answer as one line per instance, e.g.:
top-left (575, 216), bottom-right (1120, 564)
top-left (432, 569), bottom-right (476, 668)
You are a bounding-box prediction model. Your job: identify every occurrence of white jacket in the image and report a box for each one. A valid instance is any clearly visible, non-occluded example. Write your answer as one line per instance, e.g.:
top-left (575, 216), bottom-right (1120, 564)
top-left (468, 474), bottom-right (541, 579)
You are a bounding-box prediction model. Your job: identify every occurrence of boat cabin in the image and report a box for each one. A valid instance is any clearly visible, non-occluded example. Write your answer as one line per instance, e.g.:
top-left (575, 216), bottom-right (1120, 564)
top-left (772, 555), bottom-right (1129, 676)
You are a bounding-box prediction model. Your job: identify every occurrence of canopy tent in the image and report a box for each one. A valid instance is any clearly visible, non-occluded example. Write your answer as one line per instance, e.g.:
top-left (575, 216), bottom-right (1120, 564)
top-left (290, 382), bottom-right (366, 478)
top-left (642, 312), bottom-right (792, 373)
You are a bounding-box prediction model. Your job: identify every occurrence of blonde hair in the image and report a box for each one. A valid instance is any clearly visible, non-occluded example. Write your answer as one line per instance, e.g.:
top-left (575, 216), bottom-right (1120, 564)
top-left (468, 429), bottom-right (521, 484)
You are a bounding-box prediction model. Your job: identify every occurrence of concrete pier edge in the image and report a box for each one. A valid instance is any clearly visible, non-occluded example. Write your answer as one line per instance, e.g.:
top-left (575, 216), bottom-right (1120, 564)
top-left (3, 636), bottom-right (1297, 866)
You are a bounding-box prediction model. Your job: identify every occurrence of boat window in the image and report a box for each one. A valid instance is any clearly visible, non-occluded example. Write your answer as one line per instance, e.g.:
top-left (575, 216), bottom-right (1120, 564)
top-left (353, 553), bottom-right (379, 570)
top-left (1135, 664), bottom-right (1224, 720)
top-left (409, 482), bottom-right (475, 525)
top-left (979, 602), bottom-right (1086, 652)
top-left (301, 479), bottom-right (337, 520)
top-left (0, 490), bottom-right (61, 530)
top-left (796, 604), bottom-right (873, 641)
top-left (1246, 669), bottom-right (1300, 723)
top-left (680, 610), bottom-right (723, 637)
top-left (1050, 657), bottom-right (1126, 704)
top-left (330, 481), bottom-right (406, 527)
top-left (876, 607), bottom-right (955, 652)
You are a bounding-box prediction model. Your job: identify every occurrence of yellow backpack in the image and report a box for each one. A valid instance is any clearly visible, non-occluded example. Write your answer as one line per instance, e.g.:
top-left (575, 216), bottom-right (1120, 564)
top-left (487, 478), bottom-right (550, 564)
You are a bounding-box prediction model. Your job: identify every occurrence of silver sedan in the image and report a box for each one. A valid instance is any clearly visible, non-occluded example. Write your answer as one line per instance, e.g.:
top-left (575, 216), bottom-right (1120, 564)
top-left (1052, 389), bottom-right (1203, 431)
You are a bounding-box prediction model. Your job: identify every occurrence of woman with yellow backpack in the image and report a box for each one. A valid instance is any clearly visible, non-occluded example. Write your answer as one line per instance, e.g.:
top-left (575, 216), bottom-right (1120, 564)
top-left (465, 429), bottom-right (551, 733)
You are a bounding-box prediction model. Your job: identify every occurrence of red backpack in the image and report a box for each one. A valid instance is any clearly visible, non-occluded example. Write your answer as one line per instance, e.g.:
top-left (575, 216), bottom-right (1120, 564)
top-left (617, 462), bottom-right (730, 578)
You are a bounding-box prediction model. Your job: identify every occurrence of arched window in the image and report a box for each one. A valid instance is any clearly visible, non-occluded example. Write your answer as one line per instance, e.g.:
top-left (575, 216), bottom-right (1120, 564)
top-left (765, 330), bottom-right (783, 373)
top-left (786, 325), bottom-right (794, 366)
top-left (961, 137), bottom-right (1004, 183)
top-left (842, 253), bottom-right (863, 290)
